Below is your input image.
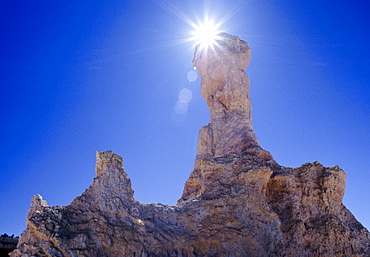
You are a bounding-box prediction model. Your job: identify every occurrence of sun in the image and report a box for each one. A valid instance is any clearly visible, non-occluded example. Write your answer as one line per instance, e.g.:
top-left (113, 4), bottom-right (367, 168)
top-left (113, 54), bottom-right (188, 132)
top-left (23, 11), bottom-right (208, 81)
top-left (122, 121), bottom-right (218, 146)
top-left (157, 1), bottom-right (234, 51)
top-left (190, 19), bottom-right (221, 50)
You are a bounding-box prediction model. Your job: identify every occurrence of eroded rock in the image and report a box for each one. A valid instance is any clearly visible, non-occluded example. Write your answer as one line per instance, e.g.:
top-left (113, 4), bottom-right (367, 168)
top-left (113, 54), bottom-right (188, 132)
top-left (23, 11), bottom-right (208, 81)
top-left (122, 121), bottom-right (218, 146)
top-left (11, 33), bottom-right (370, 257)
top-left (193, 33), bottom-right (260, 161)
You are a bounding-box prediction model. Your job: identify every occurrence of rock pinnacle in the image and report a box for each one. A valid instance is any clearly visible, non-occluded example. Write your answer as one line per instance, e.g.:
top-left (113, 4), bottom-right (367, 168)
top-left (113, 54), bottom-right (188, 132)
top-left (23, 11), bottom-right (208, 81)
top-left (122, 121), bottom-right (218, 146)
top-left (194, 32), bottom-right (260, 160)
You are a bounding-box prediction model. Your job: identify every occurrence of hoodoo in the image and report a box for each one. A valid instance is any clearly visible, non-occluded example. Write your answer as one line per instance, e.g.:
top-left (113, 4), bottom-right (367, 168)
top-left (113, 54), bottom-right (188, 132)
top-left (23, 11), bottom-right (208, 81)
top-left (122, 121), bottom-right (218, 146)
top-left (194, 33), bottom-right (260, 159)
top-left (11, 33), bottom-right (370, 256)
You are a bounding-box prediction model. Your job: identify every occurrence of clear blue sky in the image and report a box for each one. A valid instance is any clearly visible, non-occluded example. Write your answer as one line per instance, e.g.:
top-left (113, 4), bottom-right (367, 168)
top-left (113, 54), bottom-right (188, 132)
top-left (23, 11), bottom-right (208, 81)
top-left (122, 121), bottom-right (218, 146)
top-left (1, 0), bottom-right (369, 236)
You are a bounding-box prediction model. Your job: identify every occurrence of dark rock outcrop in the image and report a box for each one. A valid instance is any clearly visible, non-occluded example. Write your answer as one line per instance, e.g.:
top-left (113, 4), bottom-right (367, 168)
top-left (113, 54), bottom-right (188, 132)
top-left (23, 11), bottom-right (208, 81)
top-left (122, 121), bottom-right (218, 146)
top-left (0, 236), bottom-right (18, 256)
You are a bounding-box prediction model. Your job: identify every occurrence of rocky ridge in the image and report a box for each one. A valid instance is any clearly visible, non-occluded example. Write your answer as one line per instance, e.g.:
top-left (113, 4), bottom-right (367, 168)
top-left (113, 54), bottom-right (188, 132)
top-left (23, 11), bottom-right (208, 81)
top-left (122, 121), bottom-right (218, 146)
top-left (11, 33), bottom-right (370, 256)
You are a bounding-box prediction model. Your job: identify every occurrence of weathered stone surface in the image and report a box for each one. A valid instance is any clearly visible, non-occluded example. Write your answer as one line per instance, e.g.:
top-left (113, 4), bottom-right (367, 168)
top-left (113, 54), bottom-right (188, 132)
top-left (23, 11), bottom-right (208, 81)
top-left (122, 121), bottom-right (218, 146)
top-left (193, 33), bottom-right (259, 161)
top-left (11, 33), bottom-right (370, 256)
top-left (11, 151), bottom-right (370, 256)
top-left (180, 33), bottom-right (275, 203)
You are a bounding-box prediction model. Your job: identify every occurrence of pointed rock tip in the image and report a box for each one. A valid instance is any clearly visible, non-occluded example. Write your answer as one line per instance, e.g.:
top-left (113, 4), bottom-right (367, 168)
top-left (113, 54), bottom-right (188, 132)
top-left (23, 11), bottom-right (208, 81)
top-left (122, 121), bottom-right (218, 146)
top-left (95, 150), bottom-right (124, 176)
top-left (30, 194), bottom-right (48, 207)
top-left (27, 194), bottom-right (48, 219)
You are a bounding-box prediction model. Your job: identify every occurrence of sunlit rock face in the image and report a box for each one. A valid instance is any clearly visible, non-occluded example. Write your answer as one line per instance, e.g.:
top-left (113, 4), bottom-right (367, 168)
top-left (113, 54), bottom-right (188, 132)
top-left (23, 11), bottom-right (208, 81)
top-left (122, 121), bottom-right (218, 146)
top-left (193, 32), bottom-right (259, 160)
top-left (179, 32), bottom-right (276, 203)
top-left (11, 33), bottom-right (370, 257)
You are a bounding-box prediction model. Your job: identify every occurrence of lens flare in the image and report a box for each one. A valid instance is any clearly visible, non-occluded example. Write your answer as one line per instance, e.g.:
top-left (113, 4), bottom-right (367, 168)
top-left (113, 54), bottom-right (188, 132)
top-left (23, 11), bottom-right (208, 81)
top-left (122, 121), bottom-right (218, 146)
top-left (187, 70), bottom-right (198, 82)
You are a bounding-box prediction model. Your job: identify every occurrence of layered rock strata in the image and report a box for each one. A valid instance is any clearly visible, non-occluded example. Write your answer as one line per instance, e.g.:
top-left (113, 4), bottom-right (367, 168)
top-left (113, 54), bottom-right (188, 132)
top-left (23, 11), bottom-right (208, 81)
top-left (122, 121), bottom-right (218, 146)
top-left (11, 33), bottom-right (370, 256)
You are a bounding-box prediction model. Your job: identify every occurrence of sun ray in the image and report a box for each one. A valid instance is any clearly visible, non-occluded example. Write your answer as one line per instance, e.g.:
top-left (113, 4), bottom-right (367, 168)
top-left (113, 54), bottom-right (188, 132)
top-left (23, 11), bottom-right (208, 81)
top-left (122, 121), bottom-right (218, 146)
top-left (156, 0), bottom-right (248, 54)
top-left (190, 18), bottom-right (221, 50)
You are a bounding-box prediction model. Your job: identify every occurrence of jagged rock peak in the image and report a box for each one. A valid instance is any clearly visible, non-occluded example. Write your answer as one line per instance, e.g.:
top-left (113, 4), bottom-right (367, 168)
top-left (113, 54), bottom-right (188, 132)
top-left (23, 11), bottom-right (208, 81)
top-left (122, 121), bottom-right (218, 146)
top-left (12, 150), bottom-right (370, 256)
top-left (10, 33), bottom-right (370, 256)
top-left (95, 150), bottom-right (124, 177)
top-left (28, 195), bottom-right (48, 215)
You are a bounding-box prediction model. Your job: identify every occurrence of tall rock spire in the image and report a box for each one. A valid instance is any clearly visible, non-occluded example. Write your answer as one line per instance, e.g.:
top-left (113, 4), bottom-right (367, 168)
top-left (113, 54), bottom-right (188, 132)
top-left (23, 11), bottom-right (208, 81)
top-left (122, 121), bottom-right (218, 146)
top-left (193, 32), bottom-right (259, 160)
top-left (178, 33), bottom-right (276, 203)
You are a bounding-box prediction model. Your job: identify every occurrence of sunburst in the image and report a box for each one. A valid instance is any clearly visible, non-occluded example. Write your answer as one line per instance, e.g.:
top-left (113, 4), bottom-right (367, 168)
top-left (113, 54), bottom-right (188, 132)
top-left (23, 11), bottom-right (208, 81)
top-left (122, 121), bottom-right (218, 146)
top-left (157, 1), bottom-right (235, 50)
top-left (190, 18), bottom-right (221, 51)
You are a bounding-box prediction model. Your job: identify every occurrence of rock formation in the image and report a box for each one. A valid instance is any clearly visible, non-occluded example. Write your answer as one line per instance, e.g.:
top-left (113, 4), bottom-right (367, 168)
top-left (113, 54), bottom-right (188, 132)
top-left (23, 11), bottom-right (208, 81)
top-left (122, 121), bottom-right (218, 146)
top-left (11, 33), bottom-right (370, 256)
top-left (193, 32), bottom-right (259, 160)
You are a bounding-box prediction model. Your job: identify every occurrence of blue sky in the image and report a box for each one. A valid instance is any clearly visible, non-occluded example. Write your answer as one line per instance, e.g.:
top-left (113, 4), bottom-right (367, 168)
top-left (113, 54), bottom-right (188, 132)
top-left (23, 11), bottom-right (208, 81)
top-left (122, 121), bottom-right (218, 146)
top-left (1, 0), bottom-right (369, 236)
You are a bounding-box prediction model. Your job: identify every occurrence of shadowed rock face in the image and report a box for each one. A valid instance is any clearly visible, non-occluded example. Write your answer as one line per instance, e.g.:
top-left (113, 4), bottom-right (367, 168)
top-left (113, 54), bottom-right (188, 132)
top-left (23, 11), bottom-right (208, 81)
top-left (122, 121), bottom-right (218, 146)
top-left (11, 33), bottom-right (370, 257)
top-left (0, 237), bottom-right (18, 256)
